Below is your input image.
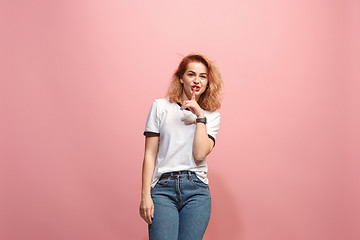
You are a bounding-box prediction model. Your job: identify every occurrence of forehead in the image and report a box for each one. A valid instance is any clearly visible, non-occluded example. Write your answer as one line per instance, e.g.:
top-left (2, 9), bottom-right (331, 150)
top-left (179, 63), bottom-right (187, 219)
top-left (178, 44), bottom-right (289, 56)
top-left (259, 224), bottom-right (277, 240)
top-left (186, 61), bottom-right (208, 73)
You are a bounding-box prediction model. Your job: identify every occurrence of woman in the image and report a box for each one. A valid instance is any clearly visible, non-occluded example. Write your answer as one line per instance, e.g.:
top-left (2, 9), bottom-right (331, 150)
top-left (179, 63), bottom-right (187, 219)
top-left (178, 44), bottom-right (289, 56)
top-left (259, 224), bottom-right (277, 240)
top-left (139, 53), bottom-right (223, 240)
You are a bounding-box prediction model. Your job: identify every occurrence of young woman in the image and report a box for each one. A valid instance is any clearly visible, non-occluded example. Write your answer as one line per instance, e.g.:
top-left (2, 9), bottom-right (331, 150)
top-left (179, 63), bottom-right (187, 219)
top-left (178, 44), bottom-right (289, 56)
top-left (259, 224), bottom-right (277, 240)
top-left (139, 53), bottom-right (223, 240)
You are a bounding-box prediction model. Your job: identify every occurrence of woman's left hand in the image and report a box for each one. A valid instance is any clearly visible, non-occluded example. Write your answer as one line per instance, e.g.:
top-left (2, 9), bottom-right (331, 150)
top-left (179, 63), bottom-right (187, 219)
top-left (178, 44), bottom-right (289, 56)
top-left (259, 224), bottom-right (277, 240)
top-left (182, 91), bottom-right (204, 118)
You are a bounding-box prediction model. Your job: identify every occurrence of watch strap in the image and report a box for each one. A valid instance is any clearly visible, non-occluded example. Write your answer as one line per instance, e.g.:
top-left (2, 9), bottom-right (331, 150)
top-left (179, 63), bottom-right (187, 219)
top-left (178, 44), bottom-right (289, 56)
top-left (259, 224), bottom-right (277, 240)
top-left (196, 117), bottom-right (207, 124)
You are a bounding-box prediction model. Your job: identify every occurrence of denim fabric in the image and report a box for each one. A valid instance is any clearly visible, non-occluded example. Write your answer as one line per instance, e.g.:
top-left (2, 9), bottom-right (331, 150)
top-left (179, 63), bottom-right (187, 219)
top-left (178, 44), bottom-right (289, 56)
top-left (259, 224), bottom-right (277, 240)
top-left (148, 171), bottom-right (211, 240)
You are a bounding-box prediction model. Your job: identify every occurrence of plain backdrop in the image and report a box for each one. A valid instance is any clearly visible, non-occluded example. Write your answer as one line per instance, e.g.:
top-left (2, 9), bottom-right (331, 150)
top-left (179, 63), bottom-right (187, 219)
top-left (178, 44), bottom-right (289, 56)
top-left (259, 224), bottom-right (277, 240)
top-left (1, 0), bottom-right (359, 239)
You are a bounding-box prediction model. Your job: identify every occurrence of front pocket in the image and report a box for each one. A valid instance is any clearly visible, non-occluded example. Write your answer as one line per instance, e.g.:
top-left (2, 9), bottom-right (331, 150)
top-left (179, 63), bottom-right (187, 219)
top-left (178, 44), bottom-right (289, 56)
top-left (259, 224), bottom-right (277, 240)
top-left (154, 176), bottom-right (171, 188)
top-left (189, 174), bottom-right (209, 189)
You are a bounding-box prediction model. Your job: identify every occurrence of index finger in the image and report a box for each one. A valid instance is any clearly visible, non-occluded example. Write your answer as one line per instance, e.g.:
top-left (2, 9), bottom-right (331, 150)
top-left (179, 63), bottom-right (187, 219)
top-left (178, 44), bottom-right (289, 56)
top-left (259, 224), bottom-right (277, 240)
top-left (191, 89), bottom-right (196, 100)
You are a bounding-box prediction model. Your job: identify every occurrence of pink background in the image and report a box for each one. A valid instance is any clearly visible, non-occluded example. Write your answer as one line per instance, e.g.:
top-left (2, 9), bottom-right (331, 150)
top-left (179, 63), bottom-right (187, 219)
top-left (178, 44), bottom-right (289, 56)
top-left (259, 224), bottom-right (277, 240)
top-left (1, 0), bottom-right (359, 239)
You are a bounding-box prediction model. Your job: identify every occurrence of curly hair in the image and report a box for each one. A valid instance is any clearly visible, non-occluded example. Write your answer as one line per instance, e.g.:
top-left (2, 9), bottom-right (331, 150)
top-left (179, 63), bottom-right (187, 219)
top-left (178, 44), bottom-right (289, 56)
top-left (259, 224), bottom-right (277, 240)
top-left (166, 53), bottom-right (223, 112)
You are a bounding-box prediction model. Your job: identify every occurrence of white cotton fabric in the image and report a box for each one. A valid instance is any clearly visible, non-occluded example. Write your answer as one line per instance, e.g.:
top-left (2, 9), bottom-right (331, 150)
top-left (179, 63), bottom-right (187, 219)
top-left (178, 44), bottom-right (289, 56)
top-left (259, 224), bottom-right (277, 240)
top-left (144, 99), bottom-right (221, 188)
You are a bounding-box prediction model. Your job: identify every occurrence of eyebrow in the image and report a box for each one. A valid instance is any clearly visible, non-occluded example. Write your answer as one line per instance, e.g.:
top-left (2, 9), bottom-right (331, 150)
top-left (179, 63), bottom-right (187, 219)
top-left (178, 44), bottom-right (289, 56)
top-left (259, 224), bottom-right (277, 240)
top-left (187, 70), bottom-right (207, 75)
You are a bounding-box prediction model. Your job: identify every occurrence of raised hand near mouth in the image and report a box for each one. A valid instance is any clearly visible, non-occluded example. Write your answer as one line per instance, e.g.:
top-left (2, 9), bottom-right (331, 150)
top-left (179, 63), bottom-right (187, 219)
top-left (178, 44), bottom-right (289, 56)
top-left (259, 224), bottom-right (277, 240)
top-left (181, 90), bottom-right (205, 118)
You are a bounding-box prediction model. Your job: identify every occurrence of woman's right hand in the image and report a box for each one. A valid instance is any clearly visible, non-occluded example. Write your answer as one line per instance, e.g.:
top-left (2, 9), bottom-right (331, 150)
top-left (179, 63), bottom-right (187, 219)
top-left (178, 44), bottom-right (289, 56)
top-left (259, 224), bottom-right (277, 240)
top-left (139, 195), bottom-right (154, 224)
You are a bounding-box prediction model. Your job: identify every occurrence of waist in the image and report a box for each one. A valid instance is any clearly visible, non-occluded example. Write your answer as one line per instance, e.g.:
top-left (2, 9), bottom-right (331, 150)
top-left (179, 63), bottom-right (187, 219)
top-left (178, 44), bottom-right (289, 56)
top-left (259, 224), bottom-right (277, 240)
top-left (160, 170), bottom-right (194, 179)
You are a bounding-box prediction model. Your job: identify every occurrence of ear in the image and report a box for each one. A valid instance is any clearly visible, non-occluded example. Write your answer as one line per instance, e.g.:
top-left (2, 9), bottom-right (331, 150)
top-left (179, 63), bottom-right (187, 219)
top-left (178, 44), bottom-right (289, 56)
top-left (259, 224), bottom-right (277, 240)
top-left (180, 78), bottom-right (183, 84)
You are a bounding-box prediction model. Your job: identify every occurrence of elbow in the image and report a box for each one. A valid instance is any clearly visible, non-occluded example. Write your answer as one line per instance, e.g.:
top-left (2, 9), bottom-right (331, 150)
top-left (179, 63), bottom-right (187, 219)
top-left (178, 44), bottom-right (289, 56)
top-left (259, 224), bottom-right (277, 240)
top-left (193, 151), bottom-right (207, 162)
top-left (193, 144), bottom-right (213, 161)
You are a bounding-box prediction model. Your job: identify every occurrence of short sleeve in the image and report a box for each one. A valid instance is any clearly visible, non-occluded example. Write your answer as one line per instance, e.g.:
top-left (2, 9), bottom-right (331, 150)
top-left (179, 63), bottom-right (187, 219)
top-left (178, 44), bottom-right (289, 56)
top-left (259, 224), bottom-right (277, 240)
top-left (143, 100), bottom-right (160, 136)
top-left (207, 111), bottom-right (221, 143)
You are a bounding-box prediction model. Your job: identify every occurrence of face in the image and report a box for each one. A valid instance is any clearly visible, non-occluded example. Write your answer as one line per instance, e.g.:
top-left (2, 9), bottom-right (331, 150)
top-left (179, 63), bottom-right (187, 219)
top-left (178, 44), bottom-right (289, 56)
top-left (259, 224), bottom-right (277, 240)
top-left (180, 61), bottom-right (208, 101)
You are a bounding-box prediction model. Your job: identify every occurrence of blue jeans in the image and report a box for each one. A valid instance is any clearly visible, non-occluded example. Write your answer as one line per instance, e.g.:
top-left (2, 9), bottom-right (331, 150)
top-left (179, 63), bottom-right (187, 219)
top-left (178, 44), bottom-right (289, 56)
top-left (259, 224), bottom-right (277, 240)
top-left (149, 171), bottom-right (211, 240)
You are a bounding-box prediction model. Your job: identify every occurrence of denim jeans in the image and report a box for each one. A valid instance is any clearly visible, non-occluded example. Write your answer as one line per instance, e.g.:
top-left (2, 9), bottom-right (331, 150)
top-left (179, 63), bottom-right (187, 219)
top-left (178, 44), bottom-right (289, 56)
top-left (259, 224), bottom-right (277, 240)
top-left (148, 171), bottom-right (211, 240)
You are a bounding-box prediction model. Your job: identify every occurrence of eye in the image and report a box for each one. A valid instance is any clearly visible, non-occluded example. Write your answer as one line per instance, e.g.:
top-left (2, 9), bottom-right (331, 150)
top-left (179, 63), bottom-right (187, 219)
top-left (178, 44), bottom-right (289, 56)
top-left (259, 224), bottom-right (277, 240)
top-left (188, 73), bottom-right (195, 77)
top-left (200, 75), bottom-right (207, 79)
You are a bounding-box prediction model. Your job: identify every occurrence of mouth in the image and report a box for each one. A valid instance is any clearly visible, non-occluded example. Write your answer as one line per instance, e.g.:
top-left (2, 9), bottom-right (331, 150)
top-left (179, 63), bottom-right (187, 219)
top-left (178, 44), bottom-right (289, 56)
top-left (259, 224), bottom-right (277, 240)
top-left (191, 86), bottom-right (201, 92)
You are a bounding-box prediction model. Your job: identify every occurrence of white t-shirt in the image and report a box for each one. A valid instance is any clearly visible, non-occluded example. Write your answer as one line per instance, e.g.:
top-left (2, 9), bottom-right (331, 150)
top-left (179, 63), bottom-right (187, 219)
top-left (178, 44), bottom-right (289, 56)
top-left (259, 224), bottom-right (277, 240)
top-left (144, 99), bottom-right (221, 188)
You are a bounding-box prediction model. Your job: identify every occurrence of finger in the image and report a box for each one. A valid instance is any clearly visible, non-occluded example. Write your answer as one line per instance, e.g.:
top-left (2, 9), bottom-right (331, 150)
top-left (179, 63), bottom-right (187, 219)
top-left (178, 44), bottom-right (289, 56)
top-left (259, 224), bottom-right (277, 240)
top-left (140, 208), bottom-right (149, 223)
top-left (142, 211), bottom-right (148, 223)
top-left (146, 209), bottom-right (152, 223)
top-left (191, 89), bottom-right (196, 100)
top-left (150, 207), bottom-right (154, 223)
top-left (140, 211), bottom-right (146, 222)
top-left (142, 209), bottom-right (149, 223)
top-left (181, 101), bottom-right (185, 110)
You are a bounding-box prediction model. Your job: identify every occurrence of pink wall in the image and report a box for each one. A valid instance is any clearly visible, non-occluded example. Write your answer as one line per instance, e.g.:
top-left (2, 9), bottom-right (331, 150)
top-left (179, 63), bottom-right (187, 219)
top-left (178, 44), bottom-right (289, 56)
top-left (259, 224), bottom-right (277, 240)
top-left (1, 0), bottom-right (359, 239)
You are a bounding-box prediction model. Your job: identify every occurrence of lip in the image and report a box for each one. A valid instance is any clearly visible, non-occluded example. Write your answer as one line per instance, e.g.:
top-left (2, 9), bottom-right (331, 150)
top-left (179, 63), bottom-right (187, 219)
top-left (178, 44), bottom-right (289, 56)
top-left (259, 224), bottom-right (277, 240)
top-left (191, 86), bottom-right (201, 92)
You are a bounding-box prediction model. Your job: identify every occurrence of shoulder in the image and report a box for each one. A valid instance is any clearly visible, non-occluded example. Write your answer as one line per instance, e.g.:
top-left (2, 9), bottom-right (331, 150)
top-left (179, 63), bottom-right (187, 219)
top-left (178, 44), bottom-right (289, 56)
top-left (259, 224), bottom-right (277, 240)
top-left (154, 98), bottom-right (170, 104)
top-left (153, 98), bottom-right (174, 108)
top-left (204, 110), bottom-right (221, 127)
top-left (204, 109), bottom-right (221, 119)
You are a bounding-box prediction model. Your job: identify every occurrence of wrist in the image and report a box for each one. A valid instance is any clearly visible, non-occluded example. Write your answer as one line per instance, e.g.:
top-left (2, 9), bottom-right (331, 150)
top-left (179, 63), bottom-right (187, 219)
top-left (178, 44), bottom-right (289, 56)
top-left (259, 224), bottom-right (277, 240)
top-left (196, 117), bottom-right (207, 124)
top-left (141, 194), bottom-right (151, 201)
top-left (141, 189), bottom-right (151, 198)
top-left (196, 111), bottom-right (205, 118)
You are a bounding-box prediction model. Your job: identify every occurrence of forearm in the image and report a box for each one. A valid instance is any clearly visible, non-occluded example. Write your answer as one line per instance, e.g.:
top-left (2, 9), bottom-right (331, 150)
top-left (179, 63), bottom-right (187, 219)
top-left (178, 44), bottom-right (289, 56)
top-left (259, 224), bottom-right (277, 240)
top-left (141, 136), bottom-right (159, 197)
top-left (193, 122), bottom-right (213, 161)
top-left (141, 155), bottom-right (155, 197)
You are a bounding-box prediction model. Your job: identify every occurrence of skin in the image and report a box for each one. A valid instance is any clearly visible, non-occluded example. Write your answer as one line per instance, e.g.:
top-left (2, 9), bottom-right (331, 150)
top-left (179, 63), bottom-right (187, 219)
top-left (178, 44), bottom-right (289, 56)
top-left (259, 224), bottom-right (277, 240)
top-left (139, 136), bottom-right (158, 224)
top-left (139, 61), bottom-right (215, 223)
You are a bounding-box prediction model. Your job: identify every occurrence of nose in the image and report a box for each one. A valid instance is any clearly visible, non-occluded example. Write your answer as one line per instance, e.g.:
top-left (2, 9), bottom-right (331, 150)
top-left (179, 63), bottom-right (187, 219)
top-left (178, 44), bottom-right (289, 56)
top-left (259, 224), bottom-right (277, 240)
top-left (194, 76), bottom-right (200, 84)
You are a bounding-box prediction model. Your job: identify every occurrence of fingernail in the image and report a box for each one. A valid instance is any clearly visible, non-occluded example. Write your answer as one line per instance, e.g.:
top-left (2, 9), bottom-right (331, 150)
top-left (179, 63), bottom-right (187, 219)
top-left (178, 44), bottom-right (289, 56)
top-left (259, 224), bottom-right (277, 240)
top-left (180, 107), bottom-right (183, 110)
top-left (152, 215), bottom-right (154, 218)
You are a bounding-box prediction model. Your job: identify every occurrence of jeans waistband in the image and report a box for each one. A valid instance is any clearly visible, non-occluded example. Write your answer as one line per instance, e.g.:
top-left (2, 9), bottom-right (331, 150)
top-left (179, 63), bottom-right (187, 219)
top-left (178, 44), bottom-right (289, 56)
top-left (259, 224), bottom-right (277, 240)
top-left (160, 170), bottom-right (193, 179)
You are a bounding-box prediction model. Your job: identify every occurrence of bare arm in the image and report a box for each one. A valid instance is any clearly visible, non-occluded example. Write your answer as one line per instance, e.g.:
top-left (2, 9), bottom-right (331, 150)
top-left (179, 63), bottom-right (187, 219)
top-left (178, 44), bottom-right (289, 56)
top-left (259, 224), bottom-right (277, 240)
top-left (139, 135), bottom-right (159, 224)
top-left (193, 119), bottom-right (214, 161)
top-left (182, 91), bottom-right (214, 161)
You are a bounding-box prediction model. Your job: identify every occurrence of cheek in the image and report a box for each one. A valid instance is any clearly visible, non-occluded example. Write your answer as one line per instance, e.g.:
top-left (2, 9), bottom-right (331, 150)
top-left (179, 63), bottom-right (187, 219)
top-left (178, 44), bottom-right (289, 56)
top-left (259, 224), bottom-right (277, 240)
top-left (185, 78), bottom-right (192, 86)
top-left (203, 80), bottom-right (209, 87)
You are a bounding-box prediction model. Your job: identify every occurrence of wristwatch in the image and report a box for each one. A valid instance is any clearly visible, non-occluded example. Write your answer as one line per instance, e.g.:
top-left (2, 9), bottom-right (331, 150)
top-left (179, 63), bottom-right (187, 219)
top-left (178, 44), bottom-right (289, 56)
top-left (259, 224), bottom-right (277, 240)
top-left (196, 117), bottom-right (207, 124)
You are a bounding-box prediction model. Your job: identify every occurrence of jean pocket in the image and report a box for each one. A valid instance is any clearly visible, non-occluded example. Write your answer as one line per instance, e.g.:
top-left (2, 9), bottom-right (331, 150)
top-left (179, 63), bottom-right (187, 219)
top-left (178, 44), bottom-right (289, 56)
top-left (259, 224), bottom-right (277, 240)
top-left (154, 176), bottom-right (171, 188)
top-left (189, 174), bottom-right (209, 189)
